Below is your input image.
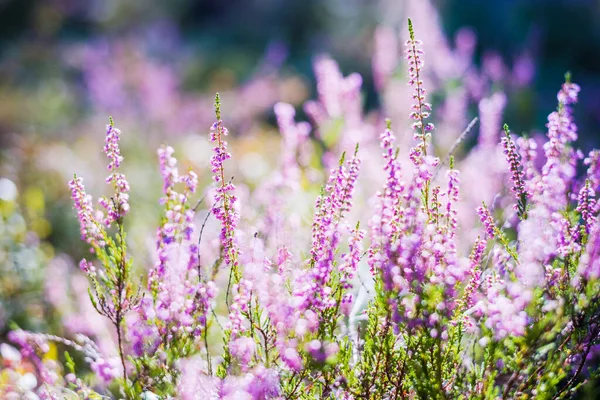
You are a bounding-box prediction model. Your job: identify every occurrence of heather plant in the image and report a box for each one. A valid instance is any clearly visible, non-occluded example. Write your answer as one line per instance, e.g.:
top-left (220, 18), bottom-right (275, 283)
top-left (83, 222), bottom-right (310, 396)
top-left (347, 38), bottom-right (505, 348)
top-left (4, 19), bottom-right (600, 400)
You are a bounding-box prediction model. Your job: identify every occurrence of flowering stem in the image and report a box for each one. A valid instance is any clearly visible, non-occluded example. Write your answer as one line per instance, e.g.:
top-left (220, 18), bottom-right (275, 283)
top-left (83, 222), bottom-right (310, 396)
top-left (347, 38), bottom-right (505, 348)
top-left (212, 94), bottom-right (240, 284)
top-left (408, 18), bottom-right (428, 157)
top-left (502, 124), bottom-right (529, 219)
top-left (116, 220), bottom-right (128, 384)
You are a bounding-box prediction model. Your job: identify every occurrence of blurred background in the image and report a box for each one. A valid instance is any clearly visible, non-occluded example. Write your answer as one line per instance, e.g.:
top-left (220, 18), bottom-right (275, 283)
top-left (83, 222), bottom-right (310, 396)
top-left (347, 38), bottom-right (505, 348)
top-left (1, 0), bottom-right (599, 349)
top-left (2, 0), bottom-right (600, 144)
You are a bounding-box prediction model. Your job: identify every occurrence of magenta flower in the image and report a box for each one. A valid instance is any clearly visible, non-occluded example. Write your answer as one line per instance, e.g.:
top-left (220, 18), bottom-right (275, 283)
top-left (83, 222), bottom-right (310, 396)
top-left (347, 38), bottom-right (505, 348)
top-left (585, 149), bottom-right (600, 192)
top-left (369, 123), bottom-right (405, 275)
top-left (516, 135), bottom-right (538, 194)
top-left (445, 167), bottom-right (460, 234)
top-left (229, 336), bottom-right (256, 372)
top-left (461, 237), bottom-right (487, 314)
top-left (502, 124), bottom-right (529, 219)
top-left (339, 223), bottom-right (365, 294)
top-left (476, 204), bottom-right (496, 239)
top-left (577, 180), bottom-right (597, 232)
top-left (228, 278), bottom-right (253, 338)
top-left (69, 176), bottom-right (105, 248)
top-left (101, 121), bottom-right (130, 226)
top-left (158, 145), bottom-right (179, 194)
top-left (406, 18), bottom-right (434, 154)
top-left (209, 95), bottom-right (240, 276)
top-left (104, 121), bottom-right (124, 171)
top-left (296, 148), bottom-right (361, 315)
top-left (578, 220), bottom-right (600, 281)
top-left (517, 77), bottom-right (581, 287)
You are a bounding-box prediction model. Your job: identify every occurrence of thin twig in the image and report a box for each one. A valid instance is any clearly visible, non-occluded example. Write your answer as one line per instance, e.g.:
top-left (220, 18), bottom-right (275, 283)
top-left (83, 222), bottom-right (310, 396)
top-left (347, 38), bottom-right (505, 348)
top-left (225, 263), bottom-right (234, 313)
top-left (553, 326), bottom-right (600, 399)
top-left (356, 269), bottom-right (372, 297)
top-left (432, 117), bottom-right (479, 179)
top-left (358, 250), bottom-right (368, 262)
top-left (196, 209), bottom-right (213, 278)
top-left (192, 195), bottom-right (206, 212)
top-left (204, 326), bottom-right (212, 376)
top-left (211, 307), bottom-right (224, 331)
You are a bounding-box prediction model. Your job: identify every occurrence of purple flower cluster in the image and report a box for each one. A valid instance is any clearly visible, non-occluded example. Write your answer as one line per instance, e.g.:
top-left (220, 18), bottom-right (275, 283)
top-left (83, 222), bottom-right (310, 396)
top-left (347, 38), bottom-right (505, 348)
top-left (296, 149), bottom-right (361, 314)
top-left (304, 55), bottom-right (369, 163)
top-left (516, 136), bottom-right (538, 194)
top-left (255, 102), bottom-right (311, 251)
top-left (209, 120), bottom-right (232, 185)
top-left (339, 223), bottom-right (365, 310)
top-left (145, 143), bottom-right (215, 346)
top-left (68, 121), bottom-right (132, 250)
top-left (8, 330), bottom-right (56, 385)
top-left (98, 173), bottom-right (130, 227)
top-left (405, 39), bottom-right (440, 195)
top-left (228, 278), bottom-right (253, 338)
top-left (305, 339), bottom-right (339, 363)
top-left (104, 122), bottom-right (124, 171)
top-left (150, 145), bottom-right (198, 285)
top-left (101, 122), bottom-right (130, 226)
top-left (478, 280), bottom-right (531, 339)
top-left (585, 150), bottom-right (600, 192)
top-left (8, 331), bottom-right (118, 386)
top-left (406, 18), bottom-right (434, 151)
top-left (229, 336), bottom-right (256, 371)
top-left (158, 145), bottom-right (179, 193)
top-left (69, 176), bottom-right (105, 248)
top-left (90, 357), bottom-right (121, 383)
top-left (21, 14), bottom-right (600, 400)
top-left (460, 237), bottom-right (486, 328)
top-left (370, 124), bottom-right (404, 254)
top-left (367, 23), bottom-right (470, 331)
top-left (209, 108), bottom-right (240, 274)
top-left (502, 124), bottom-right (529, 218)
top-left (540, 80), bottom-right (580, 207)
top-left (128, 298), bottom-right (161, 357)
top-left (306, 56), bottom-right (363, 125)
top-left (577, 180), bottom-right (597, 231)
top-left (179, 357), bottom-right (280, 400)
top-left (249, 265), bottom-right (308, 371)
top-left (446, 167), bottom-right (460, 234)
top-left (476, 204), bottom-right (496, 239)
top-left (578, 219), bottom-right (600, 281)
top-left (517, 79), bottom-right (582, 288)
